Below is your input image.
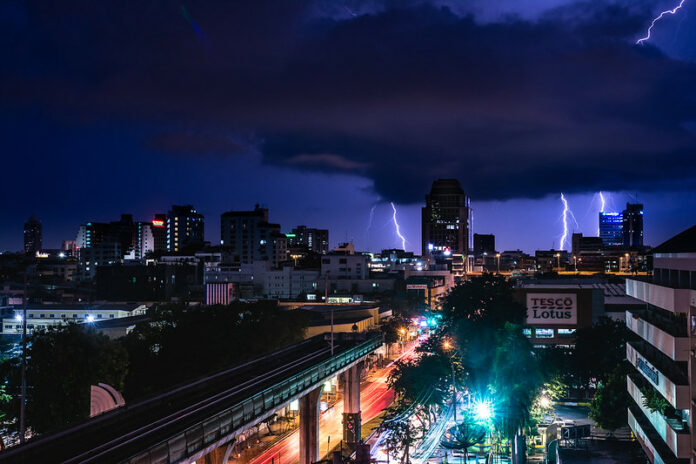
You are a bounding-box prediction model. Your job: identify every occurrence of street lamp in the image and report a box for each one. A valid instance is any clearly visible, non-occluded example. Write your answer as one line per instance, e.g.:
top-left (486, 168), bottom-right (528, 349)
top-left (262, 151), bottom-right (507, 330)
top-left (495, 253), bottom-right (501, 274)
top-left (555, 252), bottom-right (560, 271)
top-left (442, 339), bottom-right (457, 422)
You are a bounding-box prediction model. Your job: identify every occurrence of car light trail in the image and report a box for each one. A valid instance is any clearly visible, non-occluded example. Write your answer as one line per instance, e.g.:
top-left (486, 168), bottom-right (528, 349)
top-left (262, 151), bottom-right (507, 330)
top-left (636, 0), bottom-right (688, 44)
top-left (391, 202), bottom-right (407, 250)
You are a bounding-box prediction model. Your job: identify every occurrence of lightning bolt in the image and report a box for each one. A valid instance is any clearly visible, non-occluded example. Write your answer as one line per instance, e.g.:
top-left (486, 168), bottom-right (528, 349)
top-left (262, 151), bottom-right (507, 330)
top-left (560, 193), bottom-right (574, 251)
top-left (597, 191), bottom-right (606, 235)
top-left (366, 204), bottom-right (376, 232)
top-left (636, 0), bottom-right (688, 45)
top-left (390, 202), bottom-right (407, 250)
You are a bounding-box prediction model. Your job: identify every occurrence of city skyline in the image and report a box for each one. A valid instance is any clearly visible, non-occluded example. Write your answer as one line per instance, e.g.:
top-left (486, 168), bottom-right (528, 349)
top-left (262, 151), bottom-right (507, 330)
top-left (3, 0), bottom-right (696, 253)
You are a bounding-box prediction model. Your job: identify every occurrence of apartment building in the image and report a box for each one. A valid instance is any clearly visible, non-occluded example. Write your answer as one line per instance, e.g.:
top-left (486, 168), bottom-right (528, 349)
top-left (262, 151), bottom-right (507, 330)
top-left (625, 225), bottom-right (696, 464)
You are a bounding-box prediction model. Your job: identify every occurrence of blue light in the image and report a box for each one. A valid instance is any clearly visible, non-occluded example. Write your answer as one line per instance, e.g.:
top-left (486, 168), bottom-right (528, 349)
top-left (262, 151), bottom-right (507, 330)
top-left (474, 400), bottom-right (493, 421)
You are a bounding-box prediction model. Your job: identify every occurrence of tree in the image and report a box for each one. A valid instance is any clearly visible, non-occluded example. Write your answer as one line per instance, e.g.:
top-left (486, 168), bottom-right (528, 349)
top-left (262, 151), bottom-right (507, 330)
top-left (378, 403), bottom-right (418, 464)
top-left (589, 364), bottom-right (630, 432)
top-left (575, 317), bottom-right (633, 387)
top-left (122, 301), bottom-right (309, 399)
top-left (25, 324), bottom-right (128, 433)
top-left (443, 274), bottom-right (526, 327)
top-left (441, 414), bottom-right (487, 463)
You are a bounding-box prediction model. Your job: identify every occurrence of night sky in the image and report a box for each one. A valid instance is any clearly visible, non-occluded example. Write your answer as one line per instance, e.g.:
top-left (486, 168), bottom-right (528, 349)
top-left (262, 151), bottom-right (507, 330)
top-left (2, 0), bottom-right (696, 253)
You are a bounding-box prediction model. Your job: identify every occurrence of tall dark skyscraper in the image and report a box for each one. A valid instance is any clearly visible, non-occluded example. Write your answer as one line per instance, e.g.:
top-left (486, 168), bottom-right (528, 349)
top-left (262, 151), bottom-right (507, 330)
top-left (421, 179), bottom-right (471, 256)
top-left (599, 212), bottom-right (623, 247)
top-left (23, 216), bottom-right (42, 254)
top-left (622, 203), bottom-right (644, 248)
top-left (167, 205), bottom-right (204, 252)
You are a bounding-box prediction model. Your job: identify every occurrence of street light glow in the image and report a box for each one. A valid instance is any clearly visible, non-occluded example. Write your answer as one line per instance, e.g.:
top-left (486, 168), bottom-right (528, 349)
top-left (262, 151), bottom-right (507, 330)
top-left (474, 399), bottom-right (493, 421)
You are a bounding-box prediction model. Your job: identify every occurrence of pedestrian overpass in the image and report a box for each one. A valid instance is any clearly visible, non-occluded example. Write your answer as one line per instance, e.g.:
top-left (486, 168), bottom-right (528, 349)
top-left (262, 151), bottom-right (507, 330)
top-left (0, 333), bottom-right (382, 464)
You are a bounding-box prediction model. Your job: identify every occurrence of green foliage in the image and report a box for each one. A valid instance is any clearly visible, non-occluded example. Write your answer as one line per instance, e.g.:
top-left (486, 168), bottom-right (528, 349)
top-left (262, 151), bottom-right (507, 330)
top-left (441, 414), bottom-right (487, 456)
top-left (26, 324), bottom-right (128, 433)
top-left (589, 364), bottom-right (630, 431)
top-left (640, 384), bottom-right (672, 416)
top-left (443, 274), bottom-right (526, 327)
top-left (378, 402), bottom-right (417, 464)
top-left (122, 301), bottom-right (308, 399)
top-left (575, 317), bottom-right (632, 386)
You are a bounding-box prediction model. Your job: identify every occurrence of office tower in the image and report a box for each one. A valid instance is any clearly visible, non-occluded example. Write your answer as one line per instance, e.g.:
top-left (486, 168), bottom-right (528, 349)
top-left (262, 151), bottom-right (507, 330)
top-left (220, 205), bottom-right (287, 266)
top-left (622, 203), bottom-right (644, 248)
top-left (287, 226), bottom-right (329, 254)
top-left (167, 205), bottom-right (204, 252)
top-left (599, 212), bottom-right (623, 247)
top-left (24, 216), bottom-right (42, 254)
top-left (421, 179), bottom-right (471, 256)
top-left (61, 240), bottom-right (77, 257)
top-left (473, 233), bottom-right (495, 256)
top-left (151, 214), bottom-right (168, 252)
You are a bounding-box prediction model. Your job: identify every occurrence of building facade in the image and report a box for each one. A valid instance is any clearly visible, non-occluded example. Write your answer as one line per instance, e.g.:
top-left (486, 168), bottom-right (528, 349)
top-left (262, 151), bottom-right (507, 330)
top-left (167, 205), bottom-right (204, 252)
top-left (623, 203), bottom-right (644, 248)
top-left (287, 226), bottom-right (329, 254)
top-left (23, 216), bottom-right (42, 255)
top-left (220, 206), bottom-right (287, 267)
top-left (599, 212), bottom-right (623, 247)
top-left (625, 225), bottom-right (696, 464)
top-left (422, 179), bottom-right (471, 257)
top-left (473, 233), bottom-right (495, 256)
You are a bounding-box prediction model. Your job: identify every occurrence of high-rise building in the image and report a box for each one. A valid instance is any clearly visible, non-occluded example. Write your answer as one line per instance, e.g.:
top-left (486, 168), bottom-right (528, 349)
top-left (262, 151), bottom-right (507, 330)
top-left (23, 216), bottom-right (42, 254)
top-left (599, 212), bottom-right (623, 247)
top-left (625, 225), bottom-right (695, 464)
top-left (421, 179), bottom-right (471, 256)
top-left (622, 203), bottom-right (644, 248)
top-left (135, 214), bottom-right (167, 259)
top-left (220, 205), bottom-right (287, 266)
top-left (473, 233), bottom-right (495, 256)
top-left (287, 226), bottom-right (329, 254)
top-left (167, 205), bottom-right (204, 252)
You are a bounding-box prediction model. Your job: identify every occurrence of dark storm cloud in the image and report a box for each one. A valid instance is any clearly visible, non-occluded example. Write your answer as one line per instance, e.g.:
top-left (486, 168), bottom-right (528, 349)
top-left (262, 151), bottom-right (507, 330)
top-left (2, 0), bottom-right (696, 202)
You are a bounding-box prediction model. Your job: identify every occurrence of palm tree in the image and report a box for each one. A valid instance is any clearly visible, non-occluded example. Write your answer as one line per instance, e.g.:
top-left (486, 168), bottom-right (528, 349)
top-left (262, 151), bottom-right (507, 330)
top-left (441, 415), bottom-right (487, 463)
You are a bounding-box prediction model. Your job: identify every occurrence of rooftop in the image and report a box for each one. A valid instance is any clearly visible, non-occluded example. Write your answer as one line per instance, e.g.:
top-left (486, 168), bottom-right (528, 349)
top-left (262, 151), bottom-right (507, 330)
top-left (652, 224), bottom-right (696, 254)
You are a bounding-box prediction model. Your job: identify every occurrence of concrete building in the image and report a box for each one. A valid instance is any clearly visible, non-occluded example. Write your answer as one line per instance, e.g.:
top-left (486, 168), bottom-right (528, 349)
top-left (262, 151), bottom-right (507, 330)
top-left (263, 266), bottom-right (319, 299)
top-left (3, 303), bottom-right (147, 335)
top-left (320, 243), bottom-right (368, 280)
top-left (623, 203), bottom-right (644, 248)
top-left (473, 233), bottom-right (495, 257)
top-left (220, 206), bottom-right (287, 267)
top-left (625, 225), bottom-right (696, 464)
top-left (422, 179), bottom-right (472, 257)
top-left (514, 282), bottom-right (604, 347)
top-left (167, 205), bottom-right (204, 252)
top-left (24, 216), bottom-right (42, 255)
top-left (287, 226), bottom-right (329, 255)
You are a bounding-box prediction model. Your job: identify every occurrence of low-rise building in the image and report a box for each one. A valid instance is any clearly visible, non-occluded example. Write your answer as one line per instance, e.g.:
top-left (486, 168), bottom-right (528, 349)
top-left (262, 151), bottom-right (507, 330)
top-left (2, 303), bottom-right (148, 335)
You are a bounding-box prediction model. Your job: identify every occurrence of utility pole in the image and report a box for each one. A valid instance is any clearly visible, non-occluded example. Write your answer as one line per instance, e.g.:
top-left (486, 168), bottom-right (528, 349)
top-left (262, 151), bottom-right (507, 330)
top-left (325, 273), bottom-right (333, 356)
top-left (19, 270), bottom-right (28, 443)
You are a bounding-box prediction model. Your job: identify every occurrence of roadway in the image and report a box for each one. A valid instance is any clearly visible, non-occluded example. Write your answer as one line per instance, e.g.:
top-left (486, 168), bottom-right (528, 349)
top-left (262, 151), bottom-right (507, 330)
top-left (246, 342), bottom-right (420, 464)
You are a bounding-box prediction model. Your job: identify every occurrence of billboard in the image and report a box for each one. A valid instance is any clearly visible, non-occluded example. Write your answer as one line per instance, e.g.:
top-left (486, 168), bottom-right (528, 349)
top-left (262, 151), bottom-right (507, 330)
top-left (526, 293), bottom-right (577, 325)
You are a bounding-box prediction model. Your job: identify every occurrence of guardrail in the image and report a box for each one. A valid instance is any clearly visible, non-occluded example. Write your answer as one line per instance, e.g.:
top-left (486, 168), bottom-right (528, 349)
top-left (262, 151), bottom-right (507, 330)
top-left (124, 335), bottom-right (382, 464)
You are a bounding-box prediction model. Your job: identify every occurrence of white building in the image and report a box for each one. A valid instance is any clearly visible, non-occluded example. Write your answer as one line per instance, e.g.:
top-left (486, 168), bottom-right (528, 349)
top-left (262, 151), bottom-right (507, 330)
top-left (3, 304), bottom-right (148, 335)
top-left (625, 225), bottom-right (696, 464)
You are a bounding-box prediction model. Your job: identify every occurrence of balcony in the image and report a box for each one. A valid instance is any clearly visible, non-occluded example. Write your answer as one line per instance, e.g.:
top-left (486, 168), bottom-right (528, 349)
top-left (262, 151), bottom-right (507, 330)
top-left (628, 402), bottom-right (690, 464)
top-left (627, 372), bottom-right (690, 459)
top-left (626, 310), bottom-right (689, 361)
top-left (627, 341), bottom-right (689, 410)
top-left (626, 278), bottom-right (692, 314)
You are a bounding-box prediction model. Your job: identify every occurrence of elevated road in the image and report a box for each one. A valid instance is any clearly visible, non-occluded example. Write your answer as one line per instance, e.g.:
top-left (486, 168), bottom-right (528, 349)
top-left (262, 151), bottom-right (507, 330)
top-left (0, 333), bottom-right (382, 464)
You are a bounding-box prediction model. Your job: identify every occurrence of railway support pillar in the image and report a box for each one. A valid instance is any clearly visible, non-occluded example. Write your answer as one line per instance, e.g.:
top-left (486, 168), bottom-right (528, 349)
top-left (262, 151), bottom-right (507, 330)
top-left (342, 363), bottom-right (362, 451)
top-left (299, 386), bottom-right (323, 464)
